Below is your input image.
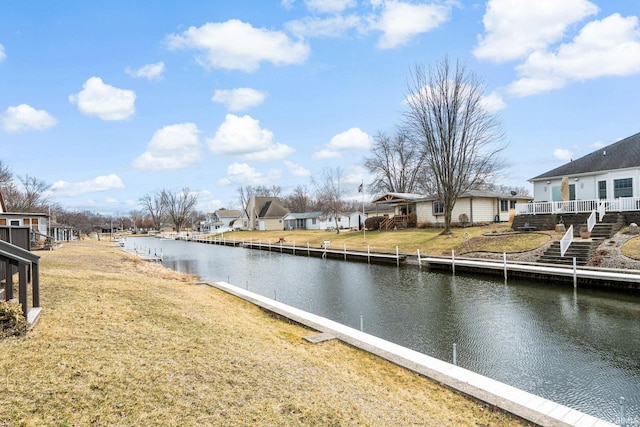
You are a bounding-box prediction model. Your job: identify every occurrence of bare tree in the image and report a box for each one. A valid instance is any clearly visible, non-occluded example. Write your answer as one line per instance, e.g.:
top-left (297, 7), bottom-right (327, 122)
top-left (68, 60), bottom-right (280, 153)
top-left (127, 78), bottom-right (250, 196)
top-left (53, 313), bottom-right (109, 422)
top-left (312, 167), bottom-right (346, 234)
top-left (4, 175), bottom-right (51, 213)
top-left (0, 161), bottom-right (12, 187)
top-left (139, 191), bottom-right (165, 230)
top-left (161, 188), bottom-right (198, 233)
top-left (364, 130), bottom-right (427, 195)
top-left (237, 185), bottom-right (253, 221)
top-left (254, 185), bottom-right (281, 197)
top-left (284, 185), bottom-right (313, 212)
top-left (404, 58), bottom-right (505, 233)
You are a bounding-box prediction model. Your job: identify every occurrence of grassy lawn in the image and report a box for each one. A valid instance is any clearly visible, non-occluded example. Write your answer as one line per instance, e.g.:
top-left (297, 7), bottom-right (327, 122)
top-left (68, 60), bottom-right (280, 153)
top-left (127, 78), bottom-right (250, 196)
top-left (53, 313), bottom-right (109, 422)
top-left (621, 235), bottom-right (640, 259)
top-left (0, 240), bottom-right (532, 426)
top-left (211, 223), bottom-right (553, 256)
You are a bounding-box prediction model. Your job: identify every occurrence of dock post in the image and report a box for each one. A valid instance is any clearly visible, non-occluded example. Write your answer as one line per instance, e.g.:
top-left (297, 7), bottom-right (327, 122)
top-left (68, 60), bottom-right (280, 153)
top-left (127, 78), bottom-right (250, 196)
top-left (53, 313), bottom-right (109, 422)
top-left (293, 241), bottom-right (295, 255)
top-left (453, 343), bottom-right (457, 366)
top-left (417, 249), bottom-right (421, 269)
top-left (307, 242), bottom-right (310, 257)
top-left (367, 245), bottom-right (370, 264)
top-left (620, 396), bottom-right (626, 427)
top-left (396, 246), bottom-right (399, 267)
top-left (344, 243), bottom-right (347, 261)
top-left (573, 257), bottom-right (577, 288)
top-left (360, 314), bottom-right (363, 332)
top-left (503, 252), bottom-right (507, 283)
top-left (452, 249), bottom-right (455, 275)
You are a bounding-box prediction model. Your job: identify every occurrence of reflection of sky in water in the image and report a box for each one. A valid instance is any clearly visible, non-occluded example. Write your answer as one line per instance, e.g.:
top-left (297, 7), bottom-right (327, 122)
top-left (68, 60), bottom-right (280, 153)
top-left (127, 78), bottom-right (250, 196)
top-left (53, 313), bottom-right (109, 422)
top-left (127, 237), bottom-right (640, 424)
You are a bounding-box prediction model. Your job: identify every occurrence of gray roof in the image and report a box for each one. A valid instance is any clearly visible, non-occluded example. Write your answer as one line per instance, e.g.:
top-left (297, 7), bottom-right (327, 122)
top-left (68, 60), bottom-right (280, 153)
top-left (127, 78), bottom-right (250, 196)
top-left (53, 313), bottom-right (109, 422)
top-left (257, 199), bottom-right (289, 218)
top-left (531, 131), bottom-right (640, 181)
top-left (285, 211), bottom-right (323, 220)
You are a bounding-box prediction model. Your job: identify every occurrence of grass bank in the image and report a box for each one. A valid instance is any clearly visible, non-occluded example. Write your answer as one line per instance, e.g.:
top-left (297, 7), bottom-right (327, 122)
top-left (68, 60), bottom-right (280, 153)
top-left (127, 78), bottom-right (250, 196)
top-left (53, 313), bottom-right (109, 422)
top-left (211, 224), bottom-right (553, 256)
top-left (0, 240), bottom-right (532, 426)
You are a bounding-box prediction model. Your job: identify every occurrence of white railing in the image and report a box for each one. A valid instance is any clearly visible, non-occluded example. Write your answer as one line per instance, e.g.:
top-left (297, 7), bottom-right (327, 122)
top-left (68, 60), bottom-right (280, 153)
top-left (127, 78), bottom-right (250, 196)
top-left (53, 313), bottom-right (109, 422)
top-left (586, 210), bottom-right (596, 232)
top-left (597, 202), bottom-right (605, 222)
top-left (515, 196), bottom-right (640, 215)
top-left (560, 225), bottom-right (574, 257)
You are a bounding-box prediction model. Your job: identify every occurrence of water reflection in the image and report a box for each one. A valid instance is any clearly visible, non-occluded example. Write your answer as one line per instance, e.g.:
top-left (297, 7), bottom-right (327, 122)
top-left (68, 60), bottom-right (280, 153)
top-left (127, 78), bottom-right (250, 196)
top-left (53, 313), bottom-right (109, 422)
top-left (127, 237), bottom-right (640, 424)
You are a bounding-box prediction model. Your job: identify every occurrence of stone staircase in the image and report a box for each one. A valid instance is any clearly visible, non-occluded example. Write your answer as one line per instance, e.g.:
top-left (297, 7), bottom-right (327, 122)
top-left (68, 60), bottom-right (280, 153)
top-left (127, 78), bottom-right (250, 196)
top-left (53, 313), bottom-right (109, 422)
top-left (536, 214), bottom-right (625, 266)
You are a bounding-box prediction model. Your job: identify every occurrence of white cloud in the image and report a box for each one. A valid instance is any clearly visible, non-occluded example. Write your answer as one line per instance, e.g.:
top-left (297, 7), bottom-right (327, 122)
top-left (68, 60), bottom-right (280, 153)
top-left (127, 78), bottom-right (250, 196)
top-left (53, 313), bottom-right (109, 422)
top-left (312, 149), bottom-right (342, 159)
top-left (132, 123), bottom-right (202, 170)
top-left (125, 62), bottom-right (165, 80)
top-left (2, 104), bottom-right (57, 132)
top-left (49, 174), bottom-right (125, 197)
top-left (212, 88), bottom-right (267, 111)
top-left (69, 77), bottom-right (136, 120)
top-left (284, 160), bottom-right (311, 177)
top-left (474, 0), bottom-right (598, 63)
top-left (480, 91), bottom-right (507, 113)
top-left (305, 0), bottom-right (356, 14)
top-left (553, 148), bottom-right (573, 161)
top-left (286, 15), bottom-right (362, 38)
top-left (216, 162), bottom-right (282, 186)
top-left (371, 1), bottom-right (450, 49)
top-left (327, 127), bottom-right (372, 150)
top-left (207, 114), bottom-right (294, 162)
top-left (0, 43), bottom-right (5, 62)
top-left (312, 127), bottom-right (372, 159)
top-left (281, 0), bottom-right (295, 10)
top-left (166, 19), bottom-right (310, 72)
top-left (509, 14), bottom-right (640, 96)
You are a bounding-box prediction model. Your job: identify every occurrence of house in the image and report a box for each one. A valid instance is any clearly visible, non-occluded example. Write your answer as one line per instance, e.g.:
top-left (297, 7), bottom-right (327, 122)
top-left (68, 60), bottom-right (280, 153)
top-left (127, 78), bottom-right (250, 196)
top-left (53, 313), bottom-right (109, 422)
top-left (373, 190), bottom-right (532, 228)
top-left (283, 211), bottom-right (323, 230)
top-left (283, 211), bottom-right (350, 230)
top-left (243, 195), bottom-right (289, 231)
top-left (529, 131), bottom-right (640, 204)
top-left (204, 209), bottom-right (242, 232)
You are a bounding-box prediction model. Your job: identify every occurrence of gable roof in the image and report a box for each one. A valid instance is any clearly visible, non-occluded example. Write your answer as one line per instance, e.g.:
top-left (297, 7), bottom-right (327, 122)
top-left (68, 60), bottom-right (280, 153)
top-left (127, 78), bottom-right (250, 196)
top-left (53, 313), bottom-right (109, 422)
top-left (214, 209), bottom-right (241, 218)
top-left (531, 131), bottom-right (640, 181)
top-left (256, 198), bottom-right (289, 219)
top-left (284, 211), bottom-right (323, 220)
top-left (371, 192), bottom-right (424, 204)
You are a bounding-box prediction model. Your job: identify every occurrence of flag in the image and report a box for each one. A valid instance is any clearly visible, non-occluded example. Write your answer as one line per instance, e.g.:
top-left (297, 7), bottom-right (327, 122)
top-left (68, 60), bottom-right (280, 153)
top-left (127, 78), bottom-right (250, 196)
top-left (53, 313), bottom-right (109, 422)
top-left (358, 182), bottom-right (363, 193)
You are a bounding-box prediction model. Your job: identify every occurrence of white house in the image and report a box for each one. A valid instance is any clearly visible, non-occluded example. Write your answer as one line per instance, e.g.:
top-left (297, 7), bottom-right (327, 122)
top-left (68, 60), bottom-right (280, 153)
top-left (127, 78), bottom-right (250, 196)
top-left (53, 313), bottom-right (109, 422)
top-left (529, 131), bottom-right (640, 204)
top-left (373, 190), bottom-right (532, 228)
top-left (283, 211), bottom-right (350, 230)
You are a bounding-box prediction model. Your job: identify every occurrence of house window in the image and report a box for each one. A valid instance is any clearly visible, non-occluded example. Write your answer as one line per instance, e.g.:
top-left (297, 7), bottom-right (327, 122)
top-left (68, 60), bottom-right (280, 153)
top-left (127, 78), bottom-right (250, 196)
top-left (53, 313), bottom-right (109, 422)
top-left (500, 200), bottom-right (509, 212)
top-left (614, 178), bottom-right (633, 198)
top-left (312, 218), bottom-right (316, 225)
top-left (338, 217), bottom-right (341, 222)
top-left (510, 200), bottom-right (516, 209)
top-left (433, 201), bottom-right (444, 215)
top-left (10, 220), bottom-right (20, 226)
top-left (598, 180), bottom-right (607, 199)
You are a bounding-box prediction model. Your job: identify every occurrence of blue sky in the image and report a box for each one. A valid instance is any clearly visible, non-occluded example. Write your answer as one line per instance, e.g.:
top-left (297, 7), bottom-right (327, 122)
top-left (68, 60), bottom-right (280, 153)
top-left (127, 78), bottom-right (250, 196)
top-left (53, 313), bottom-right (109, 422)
top-left (1, 0), bottom-right (639, 215)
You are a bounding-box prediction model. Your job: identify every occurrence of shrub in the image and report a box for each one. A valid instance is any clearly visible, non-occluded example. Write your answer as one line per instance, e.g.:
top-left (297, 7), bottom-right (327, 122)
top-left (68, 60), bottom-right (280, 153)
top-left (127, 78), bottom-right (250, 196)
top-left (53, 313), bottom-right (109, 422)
top-left (0, 301), bottom-right (27, 338)
top-left (365, 216), bottom-right (384, 230)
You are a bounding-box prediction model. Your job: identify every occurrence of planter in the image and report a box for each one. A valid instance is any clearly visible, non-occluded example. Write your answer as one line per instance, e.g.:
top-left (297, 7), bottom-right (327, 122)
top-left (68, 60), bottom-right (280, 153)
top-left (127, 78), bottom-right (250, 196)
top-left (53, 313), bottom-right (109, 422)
top-left (579, 226), bottom-right (591, 239)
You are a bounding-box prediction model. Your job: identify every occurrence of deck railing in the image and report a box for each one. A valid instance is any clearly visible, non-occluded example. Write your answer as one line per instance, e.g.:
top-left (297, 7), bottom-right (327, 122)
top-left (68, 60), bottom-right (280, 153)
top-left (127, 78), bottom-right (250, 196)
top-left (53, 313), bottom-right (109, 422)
top-left (515, 197), bottom-right (640, 215)
top-left (0, 239), bottom-right (41, 323)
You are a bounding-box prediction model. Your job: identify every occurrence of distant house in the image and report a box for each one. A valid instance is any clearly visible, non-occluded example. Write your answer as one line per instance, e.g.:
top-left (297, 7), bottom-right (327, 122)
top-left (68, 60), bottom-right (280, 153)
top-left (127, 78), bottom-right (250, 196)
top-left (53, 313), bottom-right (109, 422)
top-left (373, 190), bottom-right (532, 228)
top-left (243, 195), bottom-right (289, 231)
top-left (204, 209), bottom-right (242, 232)
top-left (530, 131), bottom-right (640, 203)
top-left (283, 211), bottom-right (323, 230)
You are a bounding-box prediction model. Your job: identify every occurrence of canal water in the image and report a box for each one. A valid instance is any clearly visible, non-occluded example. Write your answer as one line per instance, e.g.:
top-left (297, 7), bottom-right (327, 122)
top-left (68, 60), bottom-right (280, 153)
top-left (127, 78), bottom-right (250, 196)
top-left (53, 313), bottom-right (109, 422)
top-left (127, 237), bottom-right (640, 425)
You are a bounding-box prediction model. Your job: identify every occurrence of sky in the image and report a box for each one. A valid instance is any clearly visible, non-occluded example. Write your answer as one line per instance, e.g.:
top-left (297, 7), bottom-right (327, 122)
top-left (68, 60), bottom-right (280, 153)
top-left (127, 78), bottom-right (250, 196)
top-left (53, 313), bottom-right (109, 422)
top-left (1, 0), bottom-right (639, 215)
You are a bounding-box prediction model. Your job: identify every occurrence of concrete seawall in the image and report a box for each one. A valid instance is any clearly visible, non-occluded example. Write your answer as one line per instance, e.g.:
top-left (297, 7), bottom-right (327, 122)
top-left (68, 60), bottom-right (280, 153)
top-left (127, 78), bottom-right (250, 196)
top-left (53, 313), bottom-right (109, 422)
top-left (207, 280), bottom-right (617, 427)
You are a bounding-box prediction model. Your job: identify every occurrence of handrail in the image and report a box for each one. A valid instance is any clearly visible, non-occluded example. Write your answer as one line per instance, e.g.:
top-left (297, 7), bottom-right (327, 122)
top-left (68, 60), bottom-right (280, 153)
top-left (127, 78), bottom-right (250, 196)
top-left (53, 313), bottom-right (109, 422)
top-left (515, 196), bottom-right (640, 215)
top-left (560, 225), bottom-right (573, 257)
top-left (587, 210), bottom-right (596, 232)
top-left (597, 202), bottom-right (605, 222)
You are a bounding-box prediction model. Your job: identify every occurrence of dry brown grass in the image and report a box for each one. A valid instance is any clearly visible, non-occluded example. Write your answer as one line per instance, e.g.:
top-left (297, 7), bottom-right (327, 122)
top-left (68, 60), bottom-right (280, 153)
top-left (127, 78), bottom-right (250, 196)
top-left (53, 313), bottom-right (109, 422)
top-left (0, 240), bottom-right (531, 426)
top-left (215, 223), bottom-right (551, 256)
top-left (621, 235), bottom-right (640, 260)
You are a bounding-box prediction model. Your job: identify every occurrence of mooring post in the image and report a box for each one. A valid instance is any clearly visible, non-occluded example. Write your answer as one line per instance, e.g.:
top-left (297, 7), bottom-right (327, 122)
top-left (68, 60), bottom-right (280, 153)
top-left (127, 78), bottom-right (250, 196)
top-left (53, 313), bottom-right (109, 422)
top-left (453, 343), bottom-right (457, 366)
top-left (503, 252), bottom-right (507, 283)
top-left (307, 242), bottom-right (310, 257)
top-left (293, 241), bottom-right (295, 255)
top-left (274, 290), bottom-right (277, 301)
top-left (367, 245), bottom-right (370, 264)
top-left (573, 257), bottom-right (577, 288)
top-left (417, 249), bottom-right (422, 269)
top-left (344, 243), bottom-right (347, 262)
top-left (396, 246), bottom-right (399, 267)
top-left (360, 314), bottom-right (363, 332)
top-left (620, 396), bottom-right (626, 427)
top-left (452, 249), bottom-right (455, 275)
